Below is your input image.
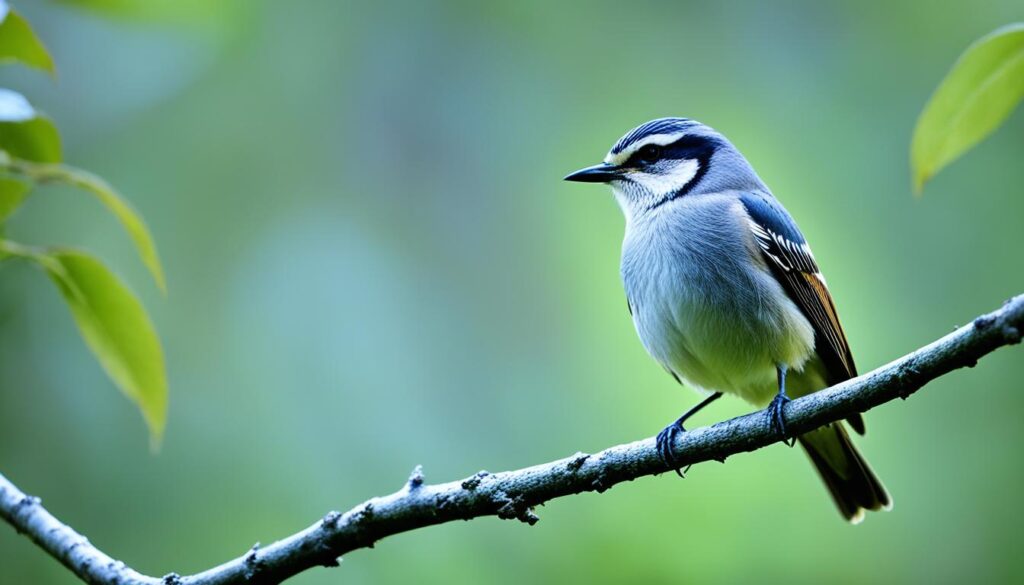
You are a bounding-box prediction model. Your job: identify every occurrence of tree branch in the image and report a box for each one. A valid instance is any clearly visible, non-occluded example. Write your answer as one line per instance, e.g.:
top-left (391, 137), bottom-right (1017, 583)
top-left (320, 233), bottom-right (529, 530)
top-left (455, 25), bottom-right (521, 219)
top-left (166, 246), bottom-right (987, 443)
top-left (3, 294), bottom-right (1022, 585)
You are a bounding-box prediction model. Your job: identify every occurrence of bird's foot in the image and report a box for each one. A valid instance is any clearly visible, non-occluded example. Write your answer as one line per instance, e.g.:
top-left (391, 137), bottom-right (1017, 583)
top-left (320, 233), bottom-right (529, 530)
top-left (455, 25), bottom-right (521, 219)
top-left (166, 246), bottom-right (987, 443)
top-left (766, 391), bottom-right (795, 447)
top-left (656, 419), bottom-right (690, 477)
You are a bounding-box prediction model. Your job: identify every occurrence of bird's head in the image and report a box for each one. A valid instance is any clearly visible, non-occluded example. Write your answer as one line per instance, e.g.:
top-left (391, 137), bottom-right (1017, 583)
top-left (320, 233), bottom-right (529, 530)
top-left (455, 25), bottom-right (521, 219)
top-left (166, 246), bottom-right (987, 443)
top-left (565, 117), bottom-right (764, 215)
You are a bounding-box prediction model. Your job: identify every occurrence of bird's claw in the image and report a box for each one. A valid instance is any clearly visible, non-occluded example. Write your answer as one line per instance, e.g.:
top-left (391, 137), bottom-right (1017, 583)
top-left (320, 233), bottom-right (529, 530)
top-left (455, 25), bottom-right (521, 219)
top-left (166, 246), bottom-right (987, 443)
top-left (766, 392), bottom-right (795, 447)
top-left (656, 419), bottom-right (688, 477)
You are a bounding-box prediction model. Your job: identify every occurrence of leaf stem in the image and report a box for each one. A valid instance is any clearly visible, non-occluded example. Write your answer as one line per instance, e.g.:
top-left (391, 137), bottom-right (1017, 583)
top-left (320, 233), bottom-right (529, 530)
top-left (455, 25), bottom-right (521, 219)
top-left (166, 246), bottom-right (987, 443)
top-left (0, 154), bottom-right (166, 292)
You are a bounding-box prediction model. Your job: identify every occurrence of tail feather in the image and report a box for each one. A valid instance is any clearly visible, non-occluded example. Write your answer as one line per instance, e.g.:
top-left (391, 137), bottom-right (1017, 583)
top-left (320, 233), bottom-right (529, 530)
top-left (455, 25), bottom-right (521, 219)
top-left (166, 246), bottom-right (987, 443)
top-left (798, 423), bottom-right (891, 523)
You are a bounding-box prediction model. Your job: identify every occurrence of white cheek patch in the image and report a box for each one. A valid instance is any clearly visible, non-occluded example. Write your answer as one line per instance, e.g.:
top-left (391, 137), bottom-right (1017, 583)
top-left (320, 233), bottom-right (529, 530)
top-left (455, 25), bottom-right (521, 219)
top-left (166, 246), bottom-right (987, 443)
top-left (629, 159), bottom-right (700, 198)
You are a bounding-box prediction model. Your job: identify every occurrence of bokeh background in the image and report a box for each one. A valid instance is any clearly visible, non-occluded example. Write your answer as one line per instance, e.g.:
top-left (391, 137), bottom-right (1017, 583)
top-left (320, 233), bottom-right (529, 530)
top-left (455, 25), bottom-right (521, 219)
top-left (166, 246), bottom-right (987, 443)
top-left (2, 1), bottom-right (1023, 583)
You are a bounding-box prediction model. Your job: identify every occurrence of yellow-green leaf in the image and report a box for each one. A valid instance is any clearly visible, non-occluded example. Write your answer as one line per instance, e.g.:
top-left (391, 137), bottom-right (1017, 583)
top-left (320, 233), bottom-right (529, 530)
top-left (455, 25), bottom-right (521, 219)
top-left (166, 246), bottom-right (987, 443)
top-left (911, 23), bottom-right (1024, 194)
top-left (0, 1), bottom-right (55, 74)
top-left (42, 250), bottom-right (167, 445)
top-left (0, 89), bottom-right (61, 162)
top-left (0, 175), bottom-right (30, 221)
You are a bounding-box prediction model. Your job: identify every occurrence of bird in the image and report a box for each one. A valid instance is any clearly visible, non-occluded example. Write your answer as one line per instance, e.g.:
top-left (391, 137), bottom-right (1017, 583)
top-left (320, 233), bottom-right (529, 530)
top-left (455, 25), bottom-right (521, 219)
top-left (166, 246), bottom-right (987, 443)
top-left (564, 117), bottom-right (891, 523)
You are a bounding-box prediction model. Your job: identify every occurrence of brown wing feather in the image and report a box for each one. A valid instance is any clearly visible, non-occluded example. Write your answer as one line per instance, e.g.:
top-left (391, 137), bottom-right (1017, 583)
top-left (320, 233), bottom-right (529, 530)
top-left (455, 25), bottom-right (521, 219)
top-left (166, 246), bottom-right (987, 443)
top-left (800, 271), bottom-right (856, 379)
top-left (747, 220), bottom-right (864, 434)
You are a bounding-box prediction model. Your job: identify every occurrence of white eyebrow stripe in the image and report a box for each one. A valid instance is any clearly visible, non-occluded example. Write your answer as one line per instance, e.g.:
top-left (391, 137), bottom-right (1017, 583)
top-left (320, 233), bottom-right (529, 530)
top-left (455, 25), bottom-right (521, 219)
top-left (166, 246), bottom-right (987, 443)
top-left (604, 132), bottom-right (686, 165)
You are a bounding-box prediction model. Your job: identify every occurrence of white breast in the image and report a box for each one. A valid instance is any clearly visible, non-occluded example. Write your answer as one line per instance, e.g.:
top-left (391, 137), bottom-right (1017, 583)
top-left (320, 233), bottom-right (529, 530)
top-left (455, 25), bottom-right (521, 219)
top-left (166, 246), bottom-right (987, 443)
top-left (620, 194), bottom-right (816, 406)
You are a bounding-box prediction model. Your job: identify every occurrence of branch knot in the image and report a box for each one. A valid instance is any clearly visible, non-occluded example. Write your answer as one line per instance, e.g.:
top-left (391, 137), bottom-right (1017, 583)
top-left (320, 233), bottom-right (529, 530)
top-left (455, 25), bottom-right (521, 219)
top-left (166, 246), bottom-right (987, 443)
top-left (566, 452), bottom-right (590, 472)
top-left (407, 465), bottom-right (424, 489)
top-left (243, 542), bottom-right (263, 580)
top-left (495, 492), bottom-right (539, 525)
top-left (320, 510), bottom-right (341, 530)
top-left (461, 471), bottom-right (489, 491)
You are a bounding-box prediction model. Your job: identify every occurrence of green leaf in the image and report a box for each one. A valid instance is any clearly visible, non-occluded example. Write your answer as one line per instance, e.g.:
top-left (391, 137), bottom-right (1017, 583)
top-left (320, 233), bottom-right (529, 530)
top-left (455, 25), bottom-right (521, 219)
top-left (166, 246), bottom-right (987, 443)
top-left (0, 1), bottom-right (55, 74)
top-left (41, 249), bottom-right (167, 445)
top-left (0, 89), bottom-right (61, 163)
top-left (911, 23), bottom-right (1024, 194)
top-left (0, 176), bottom-right (30, 221)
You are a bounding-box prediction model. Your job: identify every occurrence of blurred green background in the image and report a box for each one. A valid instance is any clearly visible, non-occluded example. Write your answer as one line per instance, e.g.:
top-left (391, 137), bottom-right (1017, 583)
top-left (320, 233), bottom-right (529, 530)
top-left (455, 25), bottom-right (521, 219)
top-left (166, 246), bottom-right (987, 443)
top-left (2, 0), bottom-right (1023, 583)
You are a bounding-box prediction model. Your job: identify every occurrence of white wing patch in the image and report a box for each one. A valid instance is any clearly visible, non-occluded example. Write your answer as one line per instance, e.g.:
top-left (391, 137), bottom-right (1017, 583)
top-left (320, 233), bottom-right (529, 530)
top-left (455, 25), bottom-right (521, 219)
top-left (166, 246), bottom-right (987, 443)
top-left (748, 219), bottom-right (820, 275)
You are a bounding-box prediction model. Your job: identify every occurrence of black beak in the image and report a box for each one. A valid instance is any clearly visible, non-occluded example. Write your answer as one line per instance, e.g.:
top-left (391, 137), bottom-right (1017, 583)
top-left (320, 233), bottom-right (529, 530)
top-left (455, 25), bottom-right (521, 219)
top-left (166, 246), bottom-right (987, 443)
top-left (563, 163), bottom-right (622, 183)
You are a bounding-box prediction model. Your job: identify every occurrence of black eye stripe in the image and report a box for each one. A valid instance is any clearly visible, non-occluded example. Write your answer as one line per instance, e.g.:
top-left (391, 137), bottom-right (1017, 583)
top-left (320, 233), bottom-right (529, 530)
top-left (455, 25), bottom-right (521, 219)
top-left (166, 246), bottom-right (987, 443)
top-left (625, 134), bottom-right (719, 167)
top-left (624, 146), bottom-right (660, 167)
top-left (636, 144), bottom-right (662, 163)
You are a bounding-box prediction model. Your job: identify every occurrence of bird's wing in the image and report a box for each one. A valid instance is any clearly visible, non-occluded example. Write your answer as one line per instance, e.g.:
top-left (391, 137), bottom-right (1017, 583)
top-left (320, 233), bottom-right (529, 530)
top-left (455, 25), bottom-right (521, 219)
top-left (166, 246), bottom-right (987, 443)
top-left (739, 193), bottom-right (864, 434)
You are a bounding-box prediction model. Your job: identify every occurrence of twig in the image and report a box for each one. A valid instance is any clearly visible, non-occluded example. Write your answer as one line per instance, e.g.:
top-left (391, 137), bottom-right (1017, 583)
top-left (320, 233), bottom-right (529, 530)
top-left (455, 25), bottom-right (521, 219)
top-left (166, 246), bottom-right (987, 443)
top-left (3, 294), bottom-right (1022, 585)
top-left (0, 476), bottom-right (156, 585)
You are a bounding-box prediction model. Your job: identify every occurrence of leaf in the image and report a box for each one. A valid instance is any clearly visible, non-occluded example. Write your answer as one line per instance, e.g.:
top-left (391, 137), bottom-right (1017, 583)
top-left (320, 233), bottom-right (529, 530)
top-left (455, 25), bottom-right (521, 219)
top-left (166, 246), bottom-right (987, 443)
top-left (0, 176), bottom-right (30, 221)
top-left (911, 23), bottom-right (1024, 194)
top-left (0, 1), bottom-right (55, 74)
top-left (42, 249), bottom-right (167, 445)
top-left (0, 88), bottom-right (61, 163)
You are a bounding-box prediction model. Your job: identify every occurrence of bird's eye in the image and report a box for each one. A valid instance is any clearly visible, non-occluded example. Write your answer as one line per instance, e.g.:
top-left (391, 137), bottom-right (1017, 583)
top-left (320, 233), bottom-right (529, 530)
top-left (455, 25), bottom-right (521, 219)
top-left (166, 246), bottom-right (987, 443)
top-left (637, 144), bottom-right (662, 164)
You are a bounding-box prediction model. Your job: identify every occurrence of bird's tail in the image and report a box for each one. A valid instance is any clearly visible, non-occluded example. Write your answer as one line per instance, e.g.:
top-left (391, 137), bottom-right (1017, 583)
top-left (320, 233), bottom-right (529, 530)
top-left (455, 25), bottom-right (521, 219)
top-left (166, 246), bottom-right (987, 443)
top-left (798, 423), bottom-right (891, 523)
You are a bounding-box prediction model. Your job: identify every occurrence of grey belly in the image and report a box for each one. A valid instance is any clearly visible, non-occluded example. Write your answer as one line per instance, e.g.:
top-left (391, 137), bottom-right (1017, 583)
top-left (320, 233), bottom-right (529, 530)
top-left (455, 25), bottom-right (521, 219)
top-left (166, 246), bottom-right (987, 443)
top-left (625, 252), bottom-right (817, 407)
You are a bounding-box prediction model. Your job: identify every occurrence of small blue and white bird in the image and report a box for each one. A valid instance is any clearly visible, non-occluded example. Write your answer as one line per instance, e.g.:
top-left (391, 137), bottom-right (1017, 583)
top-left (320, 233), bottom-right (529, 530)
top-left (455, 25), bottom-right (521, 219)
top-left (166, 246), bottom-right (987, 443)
top-left (565, 118), bottom-right (891, 522)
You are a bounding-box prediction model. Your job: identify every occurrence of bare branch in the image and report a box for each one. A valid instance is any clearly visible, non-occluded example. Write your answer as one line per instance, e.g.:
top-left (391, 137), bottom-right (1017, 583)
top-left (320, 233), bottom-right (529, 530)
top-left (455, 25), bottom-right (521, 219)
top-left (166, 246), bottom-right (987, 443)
top-left (3, 294), bottom-right (1022, 585)
top-left (0, 475), bottom-right (158, 585)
